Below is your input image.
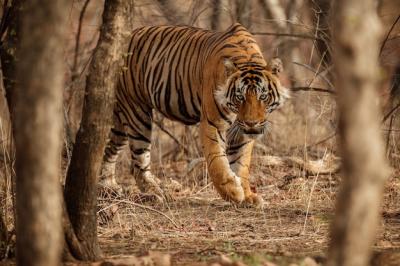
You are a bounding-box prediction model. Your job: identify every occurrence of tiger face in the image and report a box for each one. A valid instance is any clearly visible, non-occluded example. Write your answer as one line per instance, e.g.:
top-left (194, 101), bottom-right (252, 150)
top-left (216, 58), bottom-right (289, 138)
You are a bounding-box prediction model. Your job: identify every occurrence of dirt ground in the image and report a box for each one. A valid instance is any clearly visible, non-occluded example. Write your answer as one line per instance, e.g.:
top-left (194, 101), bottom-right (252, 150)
top-left (96, 158), bottom-right (400, 266)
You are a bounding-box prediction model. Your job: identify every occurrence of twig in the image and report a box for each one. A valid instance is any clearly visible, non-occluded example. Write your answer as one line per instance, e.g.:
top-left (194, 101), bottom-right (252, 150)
top-left (382, 102), bottom-right (400, 124)
top-left (302, 149), bottom-right (327, 234)
top-left (292, 61), bottom-right (334, 89)
top-left (307, 132), bottom-right (337, 148)
top-left (0, 0), bottom-right (10, 41)
top-left (114, 199), bottom-right (179, 228)
top-left (291, 86), bottom-right (335, 95)
top-left (379, 14), bottom-right (400, 56)
top-left (386, 115), bottom-right (394, 155)
top-left (188, 0), bottom-right (208, 26)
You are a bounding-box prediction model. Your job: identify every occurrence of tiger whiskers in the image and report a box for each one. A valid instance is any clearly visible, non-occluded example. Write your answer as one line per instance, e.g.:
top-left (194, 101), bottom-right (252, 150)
top-left (227, 121), bottom-right (242, 145)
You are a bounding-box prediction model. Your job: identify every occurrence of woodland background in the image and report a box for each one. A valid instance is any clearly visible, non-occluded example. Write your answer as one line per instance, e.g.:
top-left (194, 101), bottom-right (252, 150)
top-left (0, 0), bottom-right (399, 265)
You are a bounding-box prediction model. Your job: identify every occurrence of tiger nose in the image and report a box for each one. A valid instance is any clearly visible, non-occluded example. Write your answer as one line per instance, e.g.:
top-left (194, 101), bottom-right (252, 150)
top-left (244, 120), bottom-right (259, 128)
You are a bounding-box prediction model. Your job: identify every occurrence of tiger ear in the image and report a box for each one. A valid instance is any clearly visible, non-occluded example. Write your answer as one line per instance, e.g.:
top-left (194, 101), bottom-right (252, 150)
top-left (267, 57), bottom-right (283, 75)
top-left (223, 58), bottom-right (237, 77)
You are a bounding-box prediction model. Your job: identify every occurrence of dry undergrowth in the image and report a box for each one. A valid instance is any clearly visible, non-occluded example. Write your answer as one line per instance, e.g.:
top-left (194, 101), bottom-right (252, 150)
top-left (1, 91), bottom-right (399, 265)
top-left (95, 152), bottom-right (400, 266)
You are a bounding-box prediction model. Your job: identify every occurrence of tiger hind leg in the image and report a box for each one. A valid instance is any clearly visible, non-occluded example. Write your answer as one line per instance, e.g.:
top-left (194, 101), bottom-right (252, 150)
top-left (124, 105), bottom-right (167, 202)
top-left (227, 128), bottom-right (263, 206)
top-left (100, 109), bottom-right (128, 191)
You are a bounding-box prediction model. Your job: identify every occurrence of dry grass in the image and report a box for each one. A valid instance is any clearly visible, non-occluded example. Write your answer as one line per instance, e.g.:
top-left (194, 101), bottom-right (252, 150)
top-left (94, 156), bottom-right (400, 265)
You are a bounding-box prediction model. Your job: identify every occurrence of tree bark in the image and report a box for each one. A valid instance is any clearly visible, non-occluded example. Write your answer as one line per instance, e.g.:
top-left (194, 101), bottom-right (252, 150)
top-left (156, 0), bottom-right (183, 24)
top-left (14, 0), bottom-right (68, 265)
top-left (63, 0), bottom-right (128, 260)
top-left (258, 0), bottom-right (287, 31)
top-left (210, 0), bottom-right (221, 30)
top-left (235, 0), bottom-right (251, 29)
top-left (0, 0), bottom-right (22, 118)
top-left (0, 206), bottom-right (7, 259)
top-left (327, 1), bottom-right (388, 266)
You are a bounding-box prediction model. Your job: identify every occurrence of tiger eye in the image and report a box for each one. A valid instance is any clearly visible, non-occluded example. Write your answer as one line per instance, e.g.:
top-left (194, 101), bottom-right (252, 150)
top-left (259, 94), bottom-right (267, 100)
top-left (236, 94), bottom-right (245, 101)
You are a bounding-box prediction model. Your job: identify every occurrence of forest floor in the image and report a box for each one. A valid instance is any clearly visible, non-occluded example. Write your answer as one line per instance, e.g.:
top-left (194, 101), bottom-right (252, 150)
top-left (96, 158), bottom-right (400, 266)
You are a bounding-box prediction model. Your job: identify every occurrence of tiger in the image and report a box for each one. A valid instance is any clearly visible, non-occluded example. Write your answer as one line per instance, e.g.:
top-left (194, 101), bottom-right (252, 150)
top-left (100, 23), bottom-right (289, 206)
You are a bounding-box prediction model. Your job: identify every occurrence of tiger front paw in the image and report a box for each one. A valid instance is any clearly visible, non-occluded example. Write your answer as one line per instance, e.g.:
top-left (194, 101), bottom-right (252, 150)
top-left (244, 192), bottom-right (264, 208)
top-left (217, 181), bottom-right (245, 203)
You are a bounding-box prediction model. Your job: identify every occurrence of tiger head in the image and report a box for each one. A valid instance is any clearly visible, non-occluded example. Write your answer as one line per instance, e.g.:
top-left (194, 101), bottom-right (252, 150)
top-left (215, 57), bottom-right (289, 138)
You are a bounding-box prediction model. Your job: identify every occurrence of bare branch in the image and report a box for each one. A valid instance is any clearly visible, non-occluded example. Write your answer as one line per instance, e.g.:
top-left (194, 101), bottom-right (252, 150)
top-left (291, 86), bottom-right (335, 94)
top-left (251, 31), bottom-right (320, 40)
top-left (382, 102), bottom-right (400, 123)
top-left (379, 13), bottom-right (400, 56)
top-left (155, 0), bottom-right (183, 24)
top-left (292, 61), bottom-right (334, 89)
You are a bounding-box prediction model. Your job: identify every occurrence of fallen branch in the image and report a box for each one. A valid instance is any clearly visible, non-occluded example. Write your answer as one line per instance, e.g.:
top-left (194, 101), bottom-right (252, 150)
top-left (254, 154), bottom-right (340, 175)
top-left (307, 132), bottom-right (338, 148)
top-left (291, 86), bottom-right (335, 95)
top-left (187, 155), bottom-right (340, 176)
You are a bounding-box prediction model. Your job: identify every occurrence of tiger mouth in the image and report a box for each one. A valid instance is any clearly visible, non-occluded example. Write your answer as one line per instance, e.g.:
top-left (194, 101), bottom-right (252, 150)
top-left (242, 127), bottom-right (264, 135)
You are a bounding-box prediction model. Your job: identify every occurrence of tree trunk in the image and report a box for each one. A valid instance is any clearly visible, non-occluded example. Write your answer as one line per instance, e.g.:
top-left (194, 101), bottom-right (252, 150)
top-left (210, 0), bottom-right (221, 30)
top-left (63, 0), bottom-right (128, 260)
top-left (327, 1), bottom-right (388, 266)
top-left (14, 0), bottom-right (68, 265)
top-left (309, 0), bottom-right (332, 72)
top-left (0, 206), bottom-right (7, 259)
top-left (156, 0), bottom-right (183, 24)
top-left (235, 0), bottom-right (251, 29)
top-left (0, 0), bottom-right (22, 118)
top-left (258, 0), bottom-right (287, 31)
top-left (258, 0), bottom-right (303, 86)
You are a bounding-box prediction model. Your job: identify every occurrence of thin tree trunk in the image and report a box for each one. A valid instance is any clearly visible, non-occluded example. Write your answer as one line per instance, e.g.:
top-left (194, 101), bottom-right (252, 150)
top-left (259, 0), bottom-right (303, 86)
top-left (156, 0), bottom-right (183, 24)
top-left (210, 0), bottom-right (221, 30)
top-left (14, 0), bottom-right (68, 265)
top-left (235, 0), bottom-right (251, 29)
top-left (309, 0), bottom-right (332, 72)
top-left (258, 0), bottom-right (287, 31)
top-left (63, 0), bottom-right (128, 260)
top-left (327, 1), bottom-right (388, 266)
